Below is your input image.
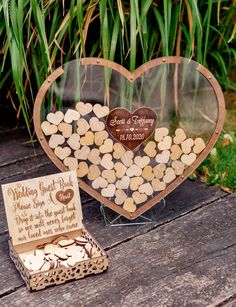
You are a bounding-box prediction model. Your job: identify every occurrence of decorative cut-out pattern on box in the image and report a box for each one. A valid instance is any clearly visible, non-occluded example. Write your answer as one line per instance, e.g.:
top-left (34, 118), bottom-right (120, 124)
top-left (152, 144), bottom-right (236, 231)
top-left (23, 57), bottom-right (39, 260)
top-left (1, 171), bottom-right (108, 291)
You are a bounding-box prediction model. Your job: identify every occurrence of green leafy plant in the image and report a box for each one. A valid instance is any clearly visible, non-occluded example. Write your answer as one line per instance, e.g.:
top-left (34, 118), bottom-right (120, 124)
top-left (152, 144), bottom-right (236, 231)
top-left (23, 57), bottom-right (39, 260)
top-left (197, 133), bottom-right (236, 192)
top-left (0, 0), bottom-right (235, 133)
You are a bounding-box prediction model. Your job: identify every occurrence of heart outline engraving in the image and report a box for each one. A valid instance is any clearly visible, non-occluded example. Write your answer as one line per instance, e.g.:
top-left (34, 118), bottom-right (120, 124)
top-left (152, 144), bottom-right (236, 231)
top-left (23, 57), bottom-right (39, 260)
top-left (55, 189), bottom-right (74, 205)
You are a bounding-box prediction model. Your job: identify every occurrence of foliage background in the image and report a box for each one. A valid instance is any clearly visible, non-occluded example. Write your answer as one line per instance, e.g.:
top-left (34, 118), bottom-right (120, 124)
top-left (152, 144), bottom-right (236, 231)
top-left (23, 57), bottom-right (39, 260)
top-left (0, 0), bottom-right (235, 133)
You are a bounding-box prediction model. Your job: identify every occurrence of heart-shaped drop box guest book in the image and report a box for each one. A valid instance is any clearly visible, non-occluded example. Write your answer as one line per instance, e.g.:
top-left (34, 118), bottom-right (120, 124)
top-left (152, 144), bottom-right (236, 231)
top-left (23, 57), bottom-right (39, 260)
top-left (1, 171), bottom-right (108, 291)
top-left (34, 57), bottom-right (225, 220)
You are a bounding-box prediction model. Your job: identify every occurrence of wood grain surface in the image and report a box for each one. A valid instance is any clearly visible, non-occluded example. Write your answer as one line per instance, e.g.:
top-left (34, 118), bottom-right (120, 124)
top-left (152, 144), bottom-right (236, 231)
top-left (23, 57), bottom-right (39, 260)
top-left (0, 129), bottom-right (235, 307)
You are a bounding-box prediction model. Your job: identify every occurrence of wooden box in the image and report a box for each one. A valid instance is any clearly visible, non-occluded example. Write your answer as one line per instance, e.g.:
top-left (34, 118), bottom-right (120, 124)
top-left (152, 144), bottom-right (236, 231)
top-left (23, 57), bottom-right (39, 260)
top-left (1, 171), bottom-right (108, 291)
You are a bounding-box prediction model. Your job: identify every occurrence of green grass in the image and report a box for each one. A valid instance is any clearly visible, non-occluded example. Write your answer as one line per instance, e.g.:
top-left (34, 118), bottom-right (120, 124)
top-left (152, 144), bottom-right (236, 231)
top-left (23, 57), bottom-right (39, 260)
top-left (197, 135), bottom-right (236, 192)
top-left (196, 99), bottom-right (236, 193)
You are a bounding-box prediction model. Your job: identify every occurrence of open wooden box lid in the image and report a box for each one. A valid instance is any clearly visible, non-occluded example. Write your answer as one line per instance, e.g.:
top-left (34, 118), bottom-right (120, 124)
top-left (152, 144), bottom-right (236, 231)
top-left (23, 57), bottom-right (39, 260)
top-left (1, 171), bottom-right (83, 247)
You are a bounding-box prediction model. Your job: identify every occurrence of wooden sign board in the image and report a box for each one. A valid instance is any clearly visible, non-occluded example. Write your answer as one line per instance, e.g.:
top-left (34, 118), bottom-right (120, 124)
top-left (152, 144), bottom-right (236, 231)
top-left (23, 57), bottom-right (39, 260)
top-left (106, 107), bottom-right (157, 150)
top-left (1, 171), bottom-right (82, 246)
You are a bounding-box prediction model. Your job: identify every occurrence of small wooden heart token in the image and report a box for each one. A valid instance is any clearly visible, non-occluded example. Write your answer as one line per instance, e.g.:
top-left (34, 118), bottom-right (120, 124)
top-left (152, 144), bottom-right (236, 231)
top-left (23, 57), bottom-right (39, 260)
top-left (76, 101), bottom-right (93, 116)
top-left (58, 122), bottom-right (72, 138)
top-left (41, 121), bottom-right (58, 135)
top-left (47, 111), bottom-right (64, 125)
top-left (87, 165), bottom-right (101, 181)
top-left (93, 104), bottom-right (110, 118)
top-left (49, 134), bottom-right (65, 149)
top-left (123, 198), bottom-right (136, 212)
top-left (144, 141), bottom-right (157, 157)
top-left (154, 127), bottom-right (169, 142)
top-left (115, 190), bottom-right (127, 205)
top-left (64, 109), bottom-right (80, 123)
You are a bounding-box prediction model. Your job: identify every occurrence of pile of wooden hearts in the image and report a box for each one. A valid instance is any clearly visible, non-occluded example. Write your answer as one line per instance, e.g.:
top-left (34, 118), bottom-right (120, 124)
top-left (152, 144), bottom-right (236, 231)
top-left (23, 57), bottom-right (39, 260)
top-left (41, 101), bottom-right (206, 213)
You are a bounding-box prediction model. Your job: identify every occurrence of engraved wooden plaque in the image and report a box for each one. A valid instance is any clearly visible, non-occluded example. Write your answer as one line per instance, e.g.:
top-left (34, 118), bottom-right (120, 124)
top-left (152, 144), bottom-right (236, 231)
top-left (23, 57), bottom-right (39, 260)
top-left (106, 107), bottom-right (157, 150)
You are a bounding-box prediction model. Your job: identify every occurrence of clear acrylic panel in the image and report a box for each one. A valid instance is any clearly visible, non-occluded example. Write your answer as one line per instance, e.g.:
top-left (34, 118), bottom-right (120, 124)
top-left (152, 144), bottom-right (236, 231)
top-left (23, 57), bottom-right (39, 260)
top-left (36, 57), bottom-right (224, 220)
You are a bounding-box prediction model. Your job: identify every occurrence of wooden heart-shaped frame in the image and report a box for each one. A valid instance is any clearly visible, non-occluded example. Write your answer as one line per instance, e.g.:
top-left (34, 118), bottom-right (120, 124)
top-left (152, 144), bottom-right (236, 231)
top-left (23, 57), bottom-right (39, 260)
top-left (34, 57), bottom-right (225, 220)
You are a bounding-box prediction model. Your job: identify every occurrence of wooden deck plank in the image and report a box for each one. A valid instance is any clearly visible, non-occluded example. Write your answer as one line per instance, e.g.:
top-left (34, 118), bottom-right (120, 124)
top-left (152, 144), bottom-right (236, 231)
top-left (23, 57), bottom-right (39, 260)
top-left (0, 194), bottom-right (235, 307)
top-left (0, 234), bottom-right (23, 296)
top-left (0, 132), bottom-right (43, 167)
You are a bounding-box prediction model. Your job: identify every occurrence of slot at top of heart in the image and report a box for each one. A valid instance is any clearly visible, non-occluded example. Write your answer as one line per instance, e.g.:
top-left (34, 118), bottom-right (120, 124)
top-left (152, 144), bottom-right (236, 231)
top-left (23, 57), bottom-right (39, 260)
top-left (47, 111), bottom-right (64, 125)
